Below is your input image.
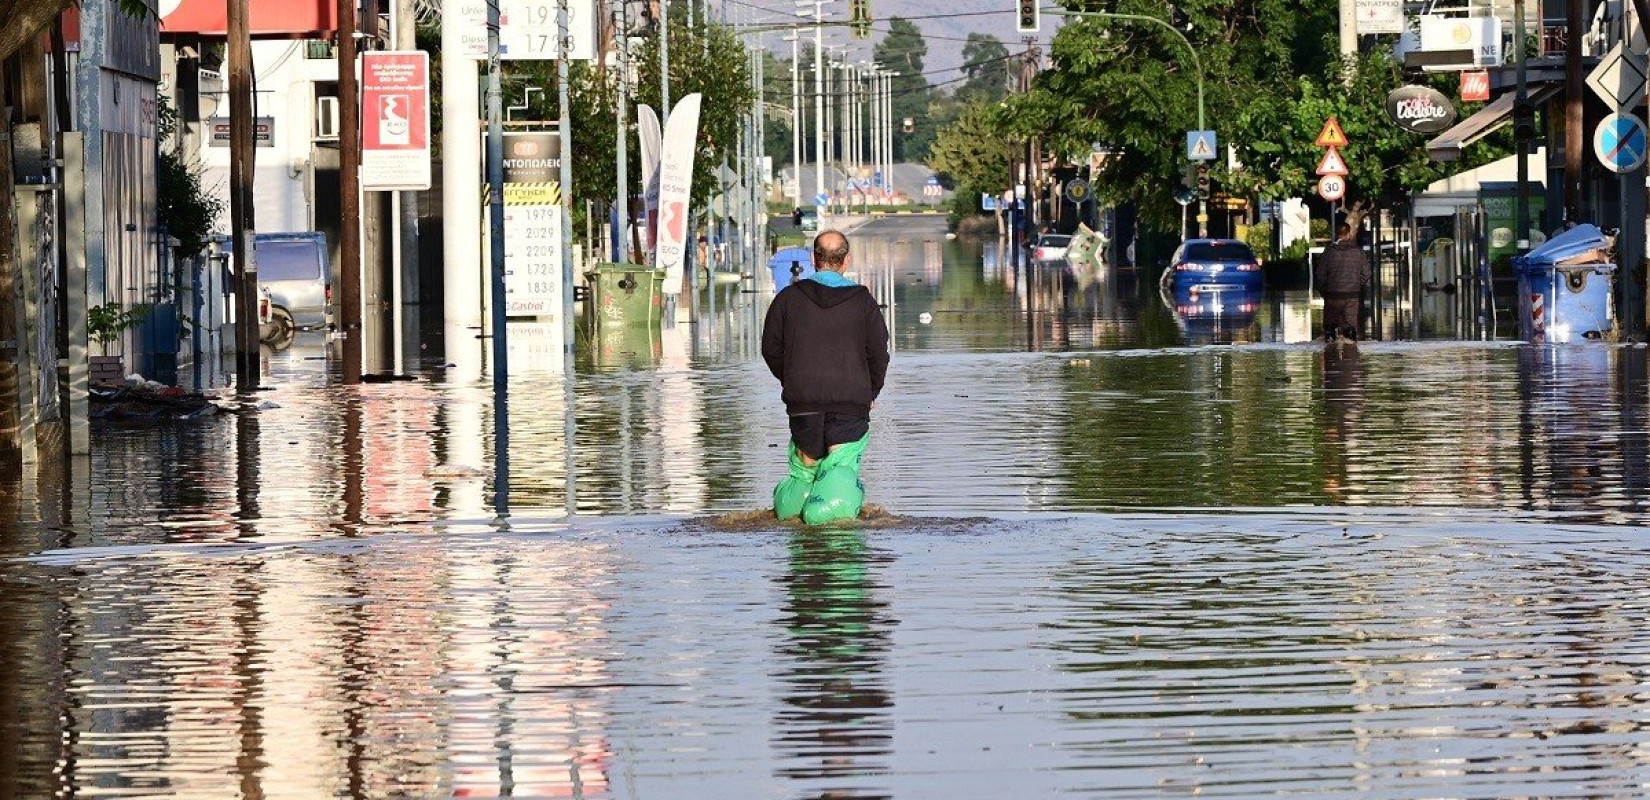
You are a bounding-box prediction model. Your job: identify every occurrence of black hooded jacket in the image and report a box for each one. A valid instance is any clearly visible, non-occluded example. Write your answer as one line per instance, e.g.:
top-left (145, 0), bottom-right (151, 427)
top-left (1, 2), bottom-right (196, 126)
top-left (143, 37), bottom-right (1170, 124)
top-left (1315, 239), bottom-right (1370, 296)
top-left (761, 278), bottom-right (890, 417)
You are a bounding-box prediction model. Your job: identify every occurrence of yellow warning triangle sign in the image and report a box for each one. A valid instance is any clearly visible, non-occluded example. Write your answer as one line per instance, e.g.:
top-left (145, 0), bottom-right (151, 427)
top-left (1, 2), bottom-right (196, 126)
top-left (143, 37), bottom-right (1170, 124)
top-left (1316, 146), bottom-right (1348, 176)
top-left (1315, 116), bottom-right (1349, 148)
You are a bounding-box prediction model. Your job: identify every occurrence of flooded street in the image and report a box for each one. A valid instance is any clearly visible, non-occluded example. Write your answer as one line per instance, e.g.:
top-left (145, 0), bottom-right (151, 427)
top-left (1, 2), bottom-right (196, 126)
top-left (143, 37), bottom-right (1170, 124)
top-left (6, 216), bottom-right (1650, 798)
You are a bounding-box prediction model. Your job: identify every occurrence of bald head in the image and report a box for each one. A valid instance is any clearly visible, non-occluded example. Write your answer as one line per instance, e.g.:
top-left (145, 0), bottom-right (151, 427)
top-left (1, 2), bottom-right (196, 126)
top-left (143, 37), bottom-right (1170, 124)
top-left (813, 230), bottom-right (851, 271)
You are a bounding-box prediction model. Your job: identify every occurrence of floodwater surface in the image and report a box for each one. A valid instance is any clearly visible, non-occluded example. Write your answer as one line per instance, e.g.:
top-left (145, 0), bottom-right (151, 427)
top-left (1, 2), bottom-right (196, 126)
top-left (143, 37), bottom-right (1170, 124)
top-left (4, 216), bottom-right (1650, 799)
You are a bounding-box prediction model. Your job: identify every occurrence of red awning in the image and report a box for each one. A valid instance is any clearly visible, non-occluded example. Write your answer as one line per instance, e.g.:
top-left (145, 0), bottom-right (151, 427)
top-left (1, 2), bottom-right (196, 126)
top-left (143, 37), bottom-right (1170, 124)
top-left (160, 0), bottom-right (339, 39)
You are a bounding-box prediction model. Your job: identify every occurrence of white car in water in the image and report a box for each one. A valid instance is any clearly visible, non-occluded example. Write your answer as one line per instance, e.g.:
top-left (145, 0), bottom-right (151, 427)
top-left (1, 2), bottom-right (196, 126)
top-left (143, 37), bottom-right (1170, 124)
top-left (1032, 233), bottom-right (1071, 262)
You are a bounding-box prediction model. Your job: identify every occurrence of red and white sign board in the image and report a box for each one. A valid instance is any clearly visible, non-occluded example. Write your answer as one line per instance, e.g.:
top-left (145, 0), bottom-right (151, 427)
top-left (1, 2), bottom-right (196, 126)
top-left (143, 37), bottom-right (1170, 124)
top-left (1316, 146), bottom-right (1349, 176)
top-left (362, 52), bottom-right (432, 191)
top-left (1315, 116), bottom-right (1349, 148)
top-left (1318, 174), bottom-right (1348, 202)
top-left (1460, 70), bottom-right (1490, 102)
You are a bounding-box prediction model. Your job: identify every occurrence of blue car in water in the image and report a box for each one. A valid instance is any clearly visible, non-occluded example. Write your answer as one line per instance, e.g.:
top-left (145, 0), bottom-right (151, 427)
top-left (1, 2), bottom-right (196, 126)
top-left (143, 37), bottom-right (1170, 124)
top-left (1166, 238), bottom-right (1264, 293)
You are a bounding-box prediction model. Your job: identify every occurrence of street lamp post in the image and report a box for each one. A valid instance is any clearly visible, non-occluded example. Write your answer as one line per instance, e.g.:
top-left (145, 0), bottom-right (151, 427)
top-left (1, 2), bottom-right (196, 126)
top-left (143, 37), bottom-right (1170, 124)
top-left (786, 32), bottom-right (803, 209)
top-left (1048, 9), bottom-right (1207, 235)
top-left (795, 1), bottom-right (829, 208)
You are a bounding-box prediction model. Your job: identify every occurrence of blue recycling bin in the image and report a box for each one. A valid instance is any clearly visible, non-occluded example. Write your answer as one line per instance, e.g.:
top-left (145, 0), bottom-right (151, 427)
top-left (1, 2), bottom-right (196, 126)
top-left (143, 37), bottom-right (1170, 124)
top-left (768, 246), bottom-right (814, 290)
top-left (1512, 224), bottom-right (1616, 342)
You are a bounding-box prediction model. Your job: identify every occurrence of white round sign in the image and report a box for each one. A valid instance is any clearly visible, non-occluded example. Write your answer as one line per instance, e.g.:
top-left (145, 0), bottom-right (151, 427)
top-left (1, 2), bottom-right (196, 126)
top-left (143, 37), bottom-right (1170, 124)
top-left (1317, 174), bottom-right (1347, 202)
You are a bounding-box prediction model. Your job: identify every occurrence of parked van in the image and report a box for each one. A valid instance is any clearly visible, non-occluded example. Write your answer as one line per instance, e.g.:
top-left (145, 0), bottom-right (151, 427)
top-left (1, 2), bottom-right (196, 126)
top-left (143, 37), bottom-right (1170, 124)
top-left (254, 232), bottom-right (330, 336)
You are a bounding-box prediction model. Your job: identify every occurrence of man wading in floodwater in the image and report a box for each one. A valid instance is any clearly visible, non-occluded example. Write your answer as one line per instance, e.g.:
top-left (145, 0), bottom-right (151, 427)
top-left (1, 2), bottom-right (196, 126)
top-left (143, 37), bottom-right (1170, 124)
top-left (762, 230), bottom-right (890, 524)
top-left (1315, 221), bottom-right (1371, 342)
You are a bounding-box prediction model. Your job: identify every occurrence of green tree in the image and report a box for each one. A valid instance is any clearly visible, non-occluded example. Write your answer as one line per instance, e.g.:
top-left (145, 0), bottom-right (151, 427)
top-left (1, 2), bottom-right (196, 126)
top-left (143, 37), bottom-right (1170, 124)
top-left (874, 17), bottom-right (931, 162)
top-left (762, 50), bottom-right (794, 166)
top-left (929, 102), bottom-right (1012, 226)
top-left (629, 11), bottom-right (756, 209)
top-left (1230, 50), bottom-right (1509, 207)
top-left (957, 33), bottom-right (1009, 104)
top-left (993, 0), bottom-right (1337, 228)
top-left (994, 0), bottom-right (1510, 232)
top-left (510, 8), bottom-right (755, 218)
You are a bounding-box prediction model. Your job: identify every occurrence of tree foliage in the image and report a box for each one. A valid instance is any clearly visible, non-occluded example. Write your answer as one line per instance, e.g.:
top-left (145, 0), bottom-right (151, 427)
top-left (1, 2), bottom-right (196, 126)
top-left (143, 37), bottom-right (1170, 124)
top-left (929, 101), bottom-right (1012, 225)
top-left (875, 17), bottom-right (931, 161)
top-left (986, 0), bottom-right (1508, 230)
top-left (627, 10), bottom-right (756, 209)
top-left (507, 7), bottom-right (755, 215)
top-left (957, 33), bottom-right (1010, 104)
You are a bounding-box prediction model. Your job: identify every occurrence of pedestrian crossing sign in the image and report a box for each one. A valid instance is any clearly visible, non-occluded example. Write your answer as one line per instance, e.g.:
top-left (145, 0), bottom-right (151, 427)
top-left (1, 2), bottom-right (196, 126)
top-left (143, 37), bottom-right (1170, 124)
top-left (1315, 116), bottom-right (1349, 148)
top-left (1187, 130), bottom-right (1217, 161)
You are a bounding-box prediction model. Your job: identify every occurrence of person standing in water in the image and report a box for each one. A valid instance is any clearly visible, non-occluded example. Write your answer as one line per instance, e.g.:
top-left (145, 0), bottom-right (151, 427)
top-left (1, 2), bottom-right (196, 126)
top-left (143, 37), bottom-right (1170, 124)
top-left (1315, 221), bottom-right (1371, 342)
top-left (761, 230), bottom-right (890, 523)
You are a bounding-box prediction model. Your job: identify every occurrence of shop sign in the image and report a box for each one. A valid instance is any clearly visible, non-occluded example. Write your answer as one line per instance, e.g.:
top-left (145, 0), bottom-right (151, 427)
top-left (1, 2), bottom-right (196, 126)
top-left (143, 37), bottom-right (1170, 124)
top-left (1386, 85), bottom-right (1457, 133)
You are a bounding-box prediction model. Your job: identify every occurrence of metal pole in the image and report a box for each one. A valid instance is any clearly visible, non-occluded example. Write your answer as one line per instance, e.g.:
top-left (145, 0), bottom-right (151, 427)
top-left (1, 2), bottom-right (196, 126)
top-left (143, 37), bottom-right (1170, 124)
top-left (615, 2), bottom-right (630, 263)
top-left (790, 33), bottom-right (802, 209)
top-left (486, 0), bottom-right (511, 514)
top-left (1564, 0), bottom-right (1583, 222)
top-left (338, 0), bottom-right (362, 383)
top-left (394, 0), bottom-right (418, 376)
top-left (883, 70), bottom-right (892, 195)
top-left (824, 59), bottom-right (836, 196)
top-left (660, 0), bottom-right (671, 125)
top-left (559, 0), bottom-right (577, 515)
top-left (813, 1), bottom-right (825, 206)
top-left (1515, 0), bottom-right (1530, 255)
top-left (442, 0), bottom-right (483, 367)
top-left (228, 0), bottom-right (258, 392)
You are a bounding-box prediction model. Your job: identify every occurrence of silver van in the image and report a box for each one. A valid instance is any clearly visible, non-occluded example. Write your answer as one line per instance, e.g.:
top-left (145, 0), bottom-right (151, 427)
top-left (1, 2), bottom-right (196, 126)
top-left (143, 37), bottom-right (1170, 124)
top-left (255, 232), bottom-right (330, 334)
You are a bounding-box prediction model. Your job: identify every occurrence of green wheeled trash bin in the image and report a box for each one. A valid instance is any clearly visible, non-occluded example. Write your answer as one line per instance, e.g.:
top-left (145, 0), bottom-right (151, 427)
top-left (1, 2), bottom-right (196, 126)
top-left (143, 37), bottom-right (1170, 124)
top-left (586, 263), bottom-right (665, 329)
top-left (585, 263), bottom-right (666, 368)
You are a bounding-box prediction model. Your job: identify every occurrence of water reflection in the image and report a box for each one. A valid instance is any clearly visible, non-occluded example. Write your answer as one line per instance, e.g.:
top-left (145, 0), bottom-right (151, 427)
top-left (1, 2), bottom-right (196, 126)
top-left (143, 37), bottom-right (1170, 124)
top-left (1167, 285), bottom-right (1264, 345)
top-left (774, 530), bottom-right (895, 797)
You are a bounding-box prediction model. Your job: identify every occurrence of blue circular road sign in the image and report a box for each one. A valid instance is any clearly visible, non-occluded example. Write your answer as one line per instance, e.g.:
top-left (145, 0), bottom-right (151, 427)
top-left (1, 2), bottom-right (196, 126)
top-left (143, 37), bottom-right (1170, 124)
top-left (1594, 112), bottom-right (1649, 174)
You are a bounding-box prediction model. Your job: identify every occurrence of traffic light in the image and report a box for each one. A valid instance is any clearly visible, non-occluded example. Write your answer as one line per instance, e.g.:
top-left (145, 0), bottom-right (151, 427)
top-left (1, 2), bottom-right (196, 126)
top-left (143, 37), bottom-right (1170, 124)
top-left (850, 0), bottom-right (871, 40)
top-left (1195, 164), bottom-right (1210, 200)
top-left (902, 116), bottom-right (914, 134)
top-left (1016, 0), bottom-right (1039, 33)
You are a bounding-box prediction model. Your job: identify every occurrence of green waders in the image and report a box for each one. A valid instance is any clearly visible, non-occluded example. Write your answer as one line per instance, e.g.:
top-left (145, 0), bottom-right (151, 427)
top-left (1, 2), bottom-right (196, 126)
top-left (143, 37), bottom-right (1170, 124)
top-left (773, 433), bottom-right (870, 524)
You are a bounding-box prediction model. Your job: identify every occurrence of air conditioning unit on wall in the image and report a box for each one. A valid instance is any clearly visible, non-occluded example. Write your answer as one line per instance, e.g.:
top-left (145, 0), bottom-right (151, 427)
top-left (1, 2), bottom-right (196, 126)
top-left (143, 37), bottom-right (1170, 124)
top-left (315, 96), bottom-right (339, 140)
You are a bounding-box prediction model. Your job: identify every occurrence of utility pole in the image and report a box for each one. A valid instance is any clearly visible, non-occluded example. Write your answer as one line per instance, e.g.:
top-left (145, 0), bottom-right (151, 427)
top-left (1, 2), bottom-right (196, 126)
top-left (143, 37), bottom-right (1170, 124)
top-left (394, 0), bottom-right (418, 375)
top-left (229, 0), bottom-right (258, 392)
top-left (868, 63), bottom-right (879, 193)
top-left (615, 2), bottom-right (630, 263)
top-left (809, 1), bottom-right (827, 206)
top-left (1514, 0), bottom-right (1531, 254)
top-left (486, 0), bottom-right (509, 512)
top-left (1564, 0), bottom-right (1583, 221)
top-left (788, 32), bottom-right (802, 209)
top-left (824, 57), bottom-right (838, 194)
top-left (441, 0), bottom-right (482, 364)
top-left (558, 0), bottom-right (577, 514)
top-left (1338, 0), bottom-right (1356, 61)
top-left (661, 0), bottom-right (671, 125)
top-left (338, 0), bottom-right (363, 384)
top-left (882, 69), bottom-right (891, 194)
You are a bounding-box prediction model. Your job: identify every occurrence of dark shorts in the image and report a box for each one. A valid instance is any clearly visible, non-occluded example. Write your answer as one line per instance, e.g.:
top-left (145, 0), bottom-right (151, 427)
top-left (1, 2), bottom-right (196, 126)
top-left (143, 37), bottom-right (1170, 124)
top-left (789, 413), bottom-right (869, 461)
top-left (1323, 294), bottom-right (1361, 338)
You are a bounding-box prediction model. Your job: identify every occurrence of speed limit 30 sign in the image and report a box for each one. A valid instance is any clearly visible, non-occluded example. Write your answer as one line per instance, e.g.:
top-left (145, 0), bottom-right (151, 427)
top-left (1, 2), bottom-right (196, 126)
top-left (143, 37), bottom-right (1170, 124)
top-left (1317, 174), bottom-right (1347, 202)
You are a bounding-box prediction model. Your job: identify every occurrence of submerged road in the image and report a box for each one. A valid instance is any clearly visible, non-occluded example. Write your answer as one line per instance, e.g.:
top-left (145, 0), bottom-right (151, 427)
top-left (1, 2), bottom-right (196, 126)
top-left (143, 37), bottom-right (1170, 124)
top-left (5, 221), bottom-right (1650, 797)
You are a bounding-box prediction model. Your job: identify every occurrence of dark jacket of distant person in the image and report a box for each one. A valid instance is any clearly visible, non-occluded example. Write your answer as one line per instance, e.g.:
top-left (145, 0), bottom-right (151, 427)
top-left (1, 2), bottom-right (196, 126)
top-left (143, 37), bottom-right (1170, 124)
top-left (761, 274), bottom-right (890, 418)
top-left (1315, 237), bottom-right (1371, 296)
